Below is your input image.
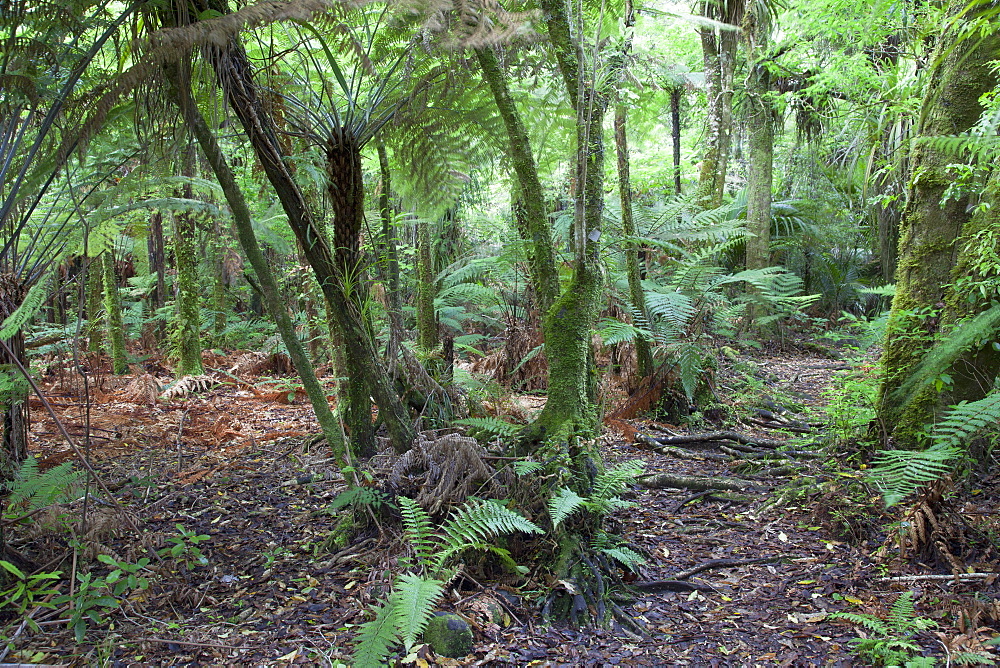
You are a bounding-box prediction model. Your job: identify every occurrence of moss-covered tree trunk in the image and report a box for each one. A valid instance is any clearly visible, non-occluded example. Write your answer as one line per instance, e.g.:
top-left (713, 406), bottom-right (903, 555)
top-left (416, 218), bottom-right (437, 353)
top-left (173, 146), bottom-right (204, 375)
top-left (146, 210), bottom-right (167, 344)
top-left (376, 140), bottom-right (405, 362)
top-left (102, 252), bottom-right (128, 375)
top-left (743, 10), bottom-right (774, 272)
top-left (696, 2), bottom-right (739, 211)
top-left (878, 13), bottom-right (1000, 447)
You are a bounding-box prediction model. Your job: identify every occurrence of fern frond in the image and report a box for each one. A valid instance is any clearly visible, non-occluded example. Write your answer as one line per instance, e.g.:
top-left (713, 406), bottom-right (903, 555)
top-left (829, 611), bottom-right (891, 635)
top-left (441, 499), bottom-right (542, 549)
top-left (887, 591), bottom-right (925, 633)
top-left (868, 445), bottom-right (962, 507)
top-left (512, 460), bottom-right (543, 475)
top-left (599, 545), bottom-right (646, 572)
top-left (351, 603), bottom-right (399, 668)
top-left (548, 487), bottom-right (585, 529)
top-left (389, 573), bottom-right (445, 652)
top-left (596, 319), bottom-right (651, 346)
top-left (454, 416), bottom-right (519, 438)
top-left (5, 458), bottom-right (83, 516)
top-left (398, 496), bottom-right (439, 570)
top-left (931, 392), bottom-right (1000, 450)
top-left (894, 303), bottom-right (1000, 405)
top-left (590, 460), bottom-right (644, 507)
top-left (0, 279), bottom-right (49, 341)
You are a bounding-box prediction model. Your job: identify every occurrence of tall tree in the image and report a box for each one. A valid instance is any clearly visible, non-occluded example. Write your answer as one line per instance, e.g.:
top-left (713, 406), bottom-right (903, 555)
top-left (879, 4), bottom-right (1000, 447)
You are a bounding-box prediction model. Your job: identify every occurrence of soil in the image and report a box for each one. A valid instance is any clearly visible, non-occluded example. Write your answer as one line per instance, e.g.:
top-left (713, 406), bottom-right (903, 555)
top-left (3, 346), bottom-right (999, 667)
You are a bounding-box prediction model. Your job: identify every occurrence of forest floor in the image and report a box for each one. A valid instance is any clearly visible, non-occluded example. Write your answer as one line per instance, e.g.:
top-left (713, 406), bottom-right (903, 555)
top-left (4, 345), bottom-right (1000, 666)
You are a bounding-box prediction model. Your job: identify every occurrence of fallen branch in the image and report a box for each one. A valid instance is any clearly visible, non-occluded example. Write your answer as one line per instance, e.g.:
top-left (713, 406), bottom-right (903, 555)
top-left (671, 556), bottom-right (780, 581)
top-left (748, 418), bottom-right (813, 434)
top-left (633, 580), bottom-right (715, 593)
top-left (875, 573), bottom-right (997, 584)
top-left (647, 431), bottom-right (788, 449)
top-left (637, 472), bottom-right (761, 492)
top-left (634, 433), bottom-right (730, 461)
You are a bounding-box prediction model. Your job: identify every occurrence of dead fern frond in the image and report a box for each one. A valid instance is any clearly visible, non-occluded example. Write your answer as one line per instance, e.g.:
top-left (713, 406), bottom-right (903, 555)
top-left (161, 374), bottom-right (216, 400)
top-left (120, 373), bottom-right (162, 405)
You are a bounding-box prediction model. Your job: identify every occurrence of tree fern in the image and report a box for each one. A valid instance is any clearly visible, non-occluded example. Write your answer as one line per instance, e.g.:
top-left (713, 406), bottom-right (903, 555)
top-left (437, 499), bottom-right (543, 570)
top-left (596, 319), bottom-right (652, 347)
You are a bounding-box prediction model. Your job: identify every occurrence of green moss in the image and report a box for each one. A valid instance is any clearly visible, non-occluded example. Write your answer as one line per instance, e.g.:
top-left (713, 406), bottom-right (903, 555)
top-left (423, 613), bottom-right (473, 658)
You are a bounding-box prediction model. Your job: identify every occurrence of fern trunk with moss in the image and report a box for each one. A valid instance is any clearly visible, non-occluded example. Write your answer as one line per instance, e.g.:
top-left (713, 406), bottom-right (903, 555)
top-left (173, 146), bottom-right (204, 376)
top-left (695, 13), bottom-right (737, 211)
top-left (0, 275), bottom-right (28, 477)
top-left (878, 14), bottom-right (1000, 447)
top-left (416, 218), bottom-right (437, 353)
top-left (376, 140), bottom-right (405, 361)
top-left (102, 253), bottom-right (128, 375)
top-left (167, 65), bottom-right (350, 465)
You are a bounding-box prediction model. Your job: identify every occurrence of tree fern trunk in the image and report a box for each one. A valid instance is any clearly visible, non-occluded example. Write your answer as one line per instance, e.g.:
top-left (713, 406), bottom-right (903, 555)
top-left (102, 252), bottom-right (128, 375)
top-left (86, 257), bottom-right (104, 353)
top-left (173, 145), bottom-right (203, 375)
top-left (416, 218), bottom-right (437, 353)
top-left (0, 274), bottom-right (28, 477)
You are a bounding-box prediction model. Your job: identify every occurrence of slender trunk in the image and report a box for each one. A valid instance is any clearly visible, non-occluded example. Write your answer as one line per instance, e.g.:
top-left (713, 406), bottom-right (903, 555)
top-left (0, 275), bottom-right (27, 476)
top-left (696, 11), bottom-right (737, 210)
top-left (211, 217), bottom-right (227, 344)
top-left (165, 64), bottom-right (350, 465)
top-left (614, 85), bottom-right (653, 376)
top-left (416, 218), bottom-right (437, 352)
top-left (102, 252), bottom-right (128, 374)
top-left (671, 86), bottom-right (682, 199)
top-left (173, 144), bottom-right (203, 375)
top-left (86, 257), bottom-right (104, 353)
top-left (475, 46), bottom-right (560, 313)
top-left (878, 14), bottom-right (1000, 447)
top-left (147, 210), bottom-right (166, 342)
top-left (376, 140), bottom-right (404, 362)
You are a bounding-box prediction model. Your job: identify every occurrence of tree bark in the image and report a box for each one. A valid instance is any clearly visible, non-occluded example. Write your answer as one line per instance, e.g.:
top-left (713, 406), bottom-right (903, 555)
top-left (173, 143), bottom-right (204, 375)
top-left (416, 217), bottom-right (437, 352)
top-left (102, 252), bottom-right (128, 375)
top-left (878, 12), bottom-right (1000, 447)
top-left (743, 12), bottom-right (774, 272)
top-left (696, 13), bottom-right (738, 210)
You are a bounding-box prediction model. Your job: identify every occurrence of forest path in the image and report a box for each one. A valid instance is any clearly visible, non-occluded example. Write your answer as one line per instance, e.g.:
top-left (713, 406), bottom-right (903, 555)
top-left (11, 348), bottom-right (993, 665)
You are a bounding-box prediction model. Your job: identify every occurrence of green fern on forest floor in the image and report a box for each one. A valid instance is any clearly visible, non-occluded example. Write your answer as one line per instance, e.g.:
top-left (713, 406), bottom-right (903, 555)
top-left (830, 591), bottom-right (935, 666)
top-left (352, 496), bottom-right (542, 667)
top-left (4, 457), bottom-right (83, 519)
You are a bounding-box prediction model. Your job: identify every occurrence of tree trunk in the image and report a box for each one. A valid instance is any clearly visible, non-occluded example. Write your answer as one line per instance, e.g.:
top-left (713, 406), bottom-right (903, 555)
top-left (416, 218), bottom-right (437, 353)
top-left (696, 19), bottom-right (737, 210)
top-left (173, 144), bottom-right (203, 375)
top-left (671, 85), bottom-right (683, 199)
top-left (166, 64), bottom-right (350, 465)
top-left (743, 13), bottom-right (774, 272)
top-left (102, 252), bottom-right (128, 375)
top-left (614, 105), bottom-right (653, 377)
top-left (878, 13), bottom-right (1000, 447)
top-left (376, 140), bottom-right (404, 363)
top-left (0, 275), bottom-right (28, 477)
top-left (86, 257), bottom-right (104, 353)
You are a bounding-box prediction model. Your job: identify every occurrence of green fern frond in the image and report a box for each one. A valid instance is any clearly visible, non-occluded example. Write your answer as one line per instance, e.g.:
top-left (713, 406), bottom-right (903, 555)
top-left (0, 279), bottom-right (49, 341)
top-left (454, 417), bottom-right (519, 438)
top-left (893, 303), bottom-right (1000, 406)
top-left (590, 460), bottom-right (644, 507)
top-left (868, 445), bottom-right (962, 507)
top-left (829, 611), bottom-right (891, 635)
top-left (599, 545), bottom-right (646, 572)
top-left (548, 487), bottom-right (585, 529)
top-left (351, 603), bottom-right (399, 668)
top-left (435, 283), bottom-right (499, 308)
top-left (512, 460), bottom-right (543, 475)
top-left (389, 573), bottom-right (446, 652)
top-left (887, 591), bottom-right (930, 634)
top-left (931, 392), bottom-right (1000, 450)
top-left (441, 499), bottom-right (542, 551)
top-left (673, 342), bottom-right (703, 402)
top-left (398, 496), bottom-right (438, 570)
top-left (597, 319), bottom-right (651, 346)
top-left (5, 458), bottom-right (83, 516)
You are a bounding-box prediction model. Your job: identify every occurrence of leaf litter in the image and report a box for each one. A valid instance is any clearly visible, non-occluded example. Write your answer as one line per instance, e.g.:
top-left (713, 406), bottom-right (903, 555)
top-left (4, 348), bottom-right (1000, 665)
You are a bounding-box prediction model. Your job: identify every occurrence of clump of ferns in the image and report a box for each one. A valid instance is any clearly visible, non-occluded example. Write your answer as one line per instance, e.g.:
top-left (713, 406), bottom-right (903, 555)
top-left (831, 591), bottom-right (939, 667)
top-left (352, 496), bottom-right (542, 667)
top-left (540, 460), bottom-right (649, 635)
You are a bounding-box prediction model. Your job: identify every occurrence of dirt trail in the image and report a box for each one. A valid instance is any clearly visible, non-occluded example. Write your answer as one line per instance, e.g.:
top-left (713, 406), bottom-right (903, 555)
top-left (5, 350), bottom-right (997, 666)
